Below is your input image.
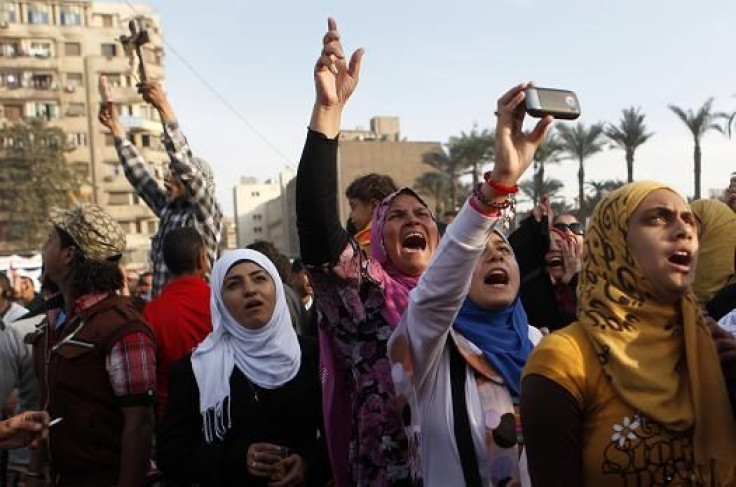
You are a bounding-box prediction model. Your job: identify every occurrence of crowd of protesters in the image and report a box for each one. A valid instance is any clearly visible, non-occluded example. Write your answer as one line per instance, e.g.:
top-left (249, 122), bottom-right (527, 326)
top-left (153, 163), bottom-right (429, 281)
top-left (2, 16), bottom-right (736, 487)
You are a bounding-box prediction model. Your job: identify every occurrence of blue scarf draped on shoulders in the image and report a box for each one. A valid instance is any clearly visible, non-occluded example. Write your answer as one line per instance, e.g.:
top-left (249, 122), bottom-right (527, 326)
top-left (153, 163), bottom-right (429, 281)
top-left (452, 297), bottom-right (533, 397)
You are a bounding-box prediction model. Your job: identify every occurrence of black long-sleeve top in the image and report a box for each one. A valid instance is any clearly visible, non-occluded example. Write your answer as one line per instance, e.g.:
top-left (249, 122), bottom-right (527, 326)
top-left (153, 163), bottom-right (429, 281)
top-left (296, 129), bottom-right (349, 267)
top-left (157, 337), bottom-right (328, 486)
top-left (509, 216), bottom-right (577, 331)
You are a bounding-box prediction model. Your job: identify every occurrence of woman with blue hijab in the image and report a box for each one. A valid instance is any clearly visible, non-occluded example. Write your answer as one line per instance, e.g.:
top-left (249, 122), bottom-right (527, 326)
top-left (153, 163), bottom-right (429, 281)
top-left (388, 81), bottom-right (549, 486)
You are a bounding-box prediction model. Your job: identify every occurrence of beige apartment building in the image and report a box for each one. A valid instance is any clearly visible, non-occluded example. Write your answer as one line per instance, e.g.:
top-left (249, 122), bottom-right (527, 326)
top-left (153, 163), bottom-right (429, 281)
top-left (0, 0), bottom-right (166, 266)
top-left (280, 116), bottom-right (442, 257)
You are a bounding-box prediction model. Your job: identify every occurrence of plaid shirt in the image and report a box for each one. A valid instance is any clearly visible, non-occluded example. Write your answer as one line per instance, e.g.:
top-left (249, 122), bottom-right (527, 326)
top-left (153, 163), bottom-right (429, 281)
top-left (115, 120), bottom-right (223, 297)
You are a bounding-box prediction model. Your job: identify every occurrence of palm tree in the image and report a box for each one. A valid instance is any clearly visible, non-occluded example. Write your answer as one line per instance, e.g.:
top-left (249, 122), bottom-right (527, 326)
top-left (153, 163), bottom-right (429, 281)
top-left (422, 140), bottom-right (469, 210)
top-left (455, 127), bottom-right (494, 186)
top-left (605, 107), bottom-right (654, 183)
top-left (519, 177), bottom-right (564, 206)
top-left (414, 172), bottom-right (451, 214)
top-left (531, 130), bottom-right (564, 206)
top-left (669, 98), bottom-right (724, 200)
top-left (557, 122), bottom-right (606, 219)
top-left (585, 179), bottom-right (625, 216)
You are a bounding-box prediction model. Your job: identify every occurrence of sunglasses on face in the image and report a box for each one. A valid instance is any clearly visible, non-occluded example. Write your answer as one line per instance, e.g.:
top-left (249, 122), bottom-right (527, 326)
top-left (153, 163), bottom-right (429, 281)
top-left (553, 222), bottom-right (585, 236)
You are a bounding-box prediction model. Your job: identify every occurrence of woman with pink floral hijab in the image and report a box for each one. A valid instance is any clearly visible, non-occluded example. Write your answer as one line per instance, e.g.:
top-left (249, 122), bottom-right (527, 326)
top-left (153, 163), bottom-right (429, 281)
top-left (296, 18), bottom-right (439, 486)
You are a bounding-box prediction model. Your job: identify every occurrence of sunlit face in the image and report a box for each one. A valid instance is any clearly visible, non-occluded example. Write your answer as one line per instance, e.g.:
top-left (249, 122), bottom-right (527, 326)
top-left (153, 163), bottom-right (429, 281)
top-left (626, 189), bottom-right (698, 304)
top-left (545, 230), bottom-right (566, 282)
top-left (348, 198), bottom-right (376, 233)
top-left (382, 193), bottom-right (439, 277)
top-left (468, 233), bottom-right (520, 310)
top-left (164, 169), bottom-right (185, 202)
top-left (221, 261), bottom-right (277, 329)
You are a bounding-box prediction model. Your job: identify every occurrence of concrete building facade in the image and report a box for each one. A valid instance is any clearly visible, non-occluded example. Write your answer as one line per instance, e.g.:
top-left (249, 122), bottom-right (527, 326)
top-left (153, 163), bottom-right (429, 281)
top-left (281, 116), bottom-right (442, 258)
top-left (0, 0), bottom-right (166, 266)
top-left (232, 169), bottom-right (295, 252)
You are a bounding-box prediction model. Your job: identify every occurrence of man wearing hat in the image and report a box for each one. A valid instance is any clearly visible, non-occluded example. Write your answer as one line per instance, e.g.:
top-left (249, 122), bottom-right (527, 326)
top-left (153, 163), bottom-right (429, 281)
top-left (27, 204), bottom-right (156, 487)
top-left (98, 80), bottom-right (223, 298)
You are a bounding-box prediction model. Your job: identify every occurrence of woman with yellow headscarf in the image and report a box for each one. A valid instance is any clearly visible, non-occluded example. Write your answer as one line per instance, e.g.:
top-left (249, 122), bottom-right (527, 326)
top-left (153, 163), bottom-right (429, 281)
top-left (521, 182), bottom-right (736, 486)
top-left (690, 199), bottom-right (736, 319)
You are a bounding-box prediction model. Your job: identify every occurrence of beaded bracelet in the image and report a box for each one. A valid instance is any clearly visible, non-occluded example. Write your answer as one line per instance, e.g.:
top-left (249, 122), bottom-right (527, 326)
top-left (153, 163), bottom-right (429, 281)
top-left (472, 182), bottom-right (514, 209)
top-left (482, 171), bottom-right (519, 194)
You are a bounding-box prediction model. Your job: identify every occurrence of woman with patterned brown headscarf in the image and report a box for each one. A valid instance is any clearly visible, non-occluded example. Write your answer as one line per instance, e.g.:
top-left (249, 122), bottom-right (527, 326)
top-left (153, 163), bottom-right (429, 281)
top-left (521, 182), bottom-right (736, 486)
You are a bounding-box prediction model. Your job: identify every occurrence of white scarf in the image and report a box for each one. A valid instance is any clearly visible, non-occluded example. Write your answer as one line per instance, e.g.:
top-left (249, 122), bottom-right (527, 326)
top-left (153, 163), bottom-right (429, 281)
top-left (191, 249), bottom-right (301, 443)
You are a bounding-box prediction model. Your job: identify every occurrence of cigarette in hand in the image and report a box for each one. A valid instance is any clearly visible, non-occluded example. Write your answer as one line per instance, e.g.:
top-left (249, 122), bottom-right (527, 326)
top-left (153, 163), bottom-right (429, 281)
top-left (49, 417), bottom-right (63, 427)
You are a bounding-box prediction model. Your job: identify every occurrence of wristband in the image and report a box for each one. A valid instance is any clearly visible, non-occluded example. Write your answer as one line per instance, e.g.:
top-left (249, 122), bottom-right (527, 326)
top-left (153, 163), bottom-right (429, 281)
top-left (472, 183), bottom-right (513, 210)
top-left (483, 171), bottom-right (519, 194)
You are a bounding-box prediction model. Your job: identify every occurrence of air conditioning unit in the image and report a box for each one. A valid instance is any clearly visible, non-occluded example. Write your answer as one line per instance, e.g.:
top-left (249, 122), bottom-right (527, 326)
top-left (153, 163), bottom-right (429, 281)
top-left (65, 84), bottom-right (76, 93)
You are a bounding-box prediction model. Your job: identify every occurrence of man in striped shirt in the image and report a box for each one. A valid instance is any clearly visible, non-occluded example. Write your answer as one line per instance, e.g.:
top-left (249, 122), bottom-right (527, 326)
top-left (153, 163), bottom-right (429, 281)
top-left (99, 81), bottom-right (223, 297)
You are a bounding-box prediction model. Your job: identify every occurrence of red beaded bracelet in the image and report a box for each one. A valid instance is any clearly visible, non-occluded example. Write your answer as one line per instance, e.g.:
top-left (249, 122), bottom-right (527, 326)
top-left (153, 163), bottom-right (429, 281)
top-left (483, 171), bottom-right (519, 194)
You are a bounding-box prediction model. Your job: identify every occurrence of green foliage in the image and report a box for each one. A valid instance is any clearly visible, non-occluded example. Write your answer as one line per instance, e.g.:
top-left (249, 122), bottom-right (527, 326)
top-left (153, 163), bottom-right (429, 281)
top-left (557, 122), bottom-right (606, 218)
top-left (0, 119), bottom-right (82, 250)
top-left (519, 176), bottom-right (564, 206)
top-left (605, 107), bottom-right (654, 183)
top-left (669, 98), bottom-right (723, 200)
top-left (414, 171), bottom-right (451, 214)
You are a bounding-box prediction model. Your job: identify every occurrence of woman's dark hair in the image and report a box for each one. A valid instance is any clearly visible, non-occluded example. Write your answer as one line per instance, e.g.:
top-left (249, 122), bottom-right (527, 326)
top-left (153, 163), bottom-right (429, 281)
top-left (56, 227), bottom-right (123, 296)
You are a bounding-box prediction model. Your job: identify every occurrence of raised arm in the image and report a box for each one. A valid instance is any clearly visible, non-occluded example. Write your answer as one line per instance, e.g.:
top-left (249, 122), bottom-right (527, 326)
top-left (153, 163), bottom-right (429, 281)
top-left (396, 82), bottom-right (553, 387)
top-left (140, 81), bottom-right (223, 230)
top-left (99, 102), bottom-right (167, 216)
top-left (297, 18), bottom-right (364, 267)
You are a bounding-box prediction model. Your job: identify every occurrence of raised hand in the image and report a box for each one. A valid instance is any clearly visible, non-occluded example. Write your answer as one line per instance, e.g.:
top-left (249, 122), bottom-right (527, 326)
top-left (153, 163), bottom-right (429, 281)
top-left (492, 82), bottom-right (553, 187)
top-left (314, 18), bottom-right (364, 109)
top-left (98, 102), bottom-right (125, 136)
top-left (560, 236), bottom-right (582, 285)
top-left (138, 81), bottom-right (176, 123)
top-left (310, 18), bottom-right (364, 137)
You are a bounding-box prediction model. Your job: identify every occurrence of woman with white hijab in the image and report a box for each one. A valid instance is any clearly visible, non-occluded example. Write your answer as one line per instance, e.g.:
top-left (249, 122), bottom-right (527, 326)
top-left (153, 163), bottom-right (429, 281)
top-left (158, 249), bottom-right (327, 486)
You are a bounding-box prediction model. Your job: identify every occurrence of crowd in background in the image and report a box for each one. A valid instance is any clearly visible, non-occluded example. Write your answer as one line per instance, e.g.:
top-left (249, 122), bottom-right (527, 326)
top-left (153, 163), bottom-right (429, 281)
top-left (2, 16), bottom-right (736, 487)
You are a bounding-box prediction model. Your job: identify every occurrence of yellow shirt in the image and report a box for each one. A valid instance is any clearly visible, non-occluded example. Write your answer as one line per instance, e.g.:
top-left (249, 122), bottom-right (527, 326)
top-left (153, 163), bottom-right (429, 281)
top-left (524, 323), bottom-right (698, 486)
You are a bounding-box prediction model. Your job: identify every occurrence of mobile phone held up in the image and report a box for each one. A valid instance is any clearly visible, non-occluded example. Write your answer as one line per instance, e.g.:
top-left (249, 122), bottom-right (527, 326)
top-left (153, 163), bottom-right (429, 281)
top-left (524, 87), bottom-right (581, 120)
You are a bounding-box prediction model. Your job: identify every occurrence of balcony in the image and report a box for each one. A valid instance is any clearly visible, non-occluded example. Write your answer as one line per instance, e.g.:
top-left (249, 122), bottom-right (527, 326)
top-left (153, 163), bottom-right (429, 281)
top-left (119, 115), bottom-right (163, 134)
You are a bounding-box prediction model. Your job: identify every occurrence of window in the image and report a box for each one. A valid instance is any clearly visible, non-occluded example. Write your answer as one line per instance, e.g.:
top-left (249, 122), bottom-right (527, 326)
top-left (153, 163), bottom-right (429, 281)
top-left (141, 134), bottom-right (151, 147)
top-left (66, 72), bottom-right (83, 88)
top-left (0, 41), bottom-right (18, 57)
top-left (101, 43), bottom-right (117, 57)
top-left (103, 73), bottom-right (122, 87)
top-left (29, 42), bottom-right (51, 58)
top-left (0, 72), bottom-right (21, 89)
top-left (66, 102), bottom-right (85, 117)
top-left (251, 191), bottom-right (260, 197)
top-left (5, 4), bottom-right (17, 23)
top-left (60, 5), bottom-right (82, 26)
top-left (100, 14), bottom-right (113, 27)
top-left (252, 214), bottom-right (263, 221)
top-left (108, 192), bottom-right (129, 206)
top-left (132, 194), bottom-right (140, 205)
top-left (30, 73), bottom-right (53, 89)
top-left (27, 4), bottom-right (50, 24)
top-left (64, 42), bottom-right (81, 56)
top-left (147, 221), bottom-right (157, 234)
top-left (29, 101), bottom-right (58, 120)
top-left (3, 104), bottom-right (22, 121)
top-left (67, 132), bottom-right (87, 147)
top-left (254, 227), bottom-right (263, 233)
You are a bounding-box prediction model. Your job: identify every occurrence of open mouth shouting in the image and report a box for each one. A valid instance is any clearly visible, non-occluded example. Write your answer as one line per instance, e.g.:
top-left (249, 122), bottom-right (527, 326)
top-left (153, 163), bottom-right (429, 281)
top-left (667, 249), bottom-right (693, 274)
top-left (546, 254), bottom-right (563, 269)
top-left (401, 231), bottom-right (428, 253)
top-left (484, 268), bottom-right (510, 288)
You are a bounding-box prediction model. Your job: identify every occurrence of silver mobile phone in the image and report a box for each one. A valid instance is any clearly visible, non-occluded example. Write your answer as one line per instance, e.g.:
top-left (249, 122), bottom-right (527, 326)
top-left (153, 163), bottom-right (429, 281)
top-left (524, 87), bottom-right (581, 120)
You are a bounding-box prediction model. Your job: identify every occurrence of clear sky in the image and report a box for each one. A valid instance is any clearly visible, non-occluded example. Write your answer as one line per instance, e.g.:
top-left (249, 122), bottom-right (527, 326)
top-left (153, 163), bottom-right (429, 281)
top-left (105, 0), bottom-right (736, 215)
